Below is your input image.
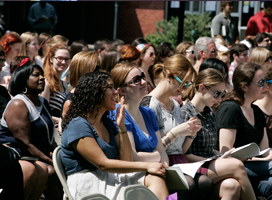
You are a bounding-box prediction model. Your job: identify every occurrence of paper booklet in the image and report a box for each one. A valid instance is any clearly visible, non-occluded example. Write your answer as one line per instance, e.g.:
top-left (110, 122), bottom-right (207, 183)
top-left (166, 157), bottom-right (215, 190)
top-left (230, 142), bottom-right (270, 160)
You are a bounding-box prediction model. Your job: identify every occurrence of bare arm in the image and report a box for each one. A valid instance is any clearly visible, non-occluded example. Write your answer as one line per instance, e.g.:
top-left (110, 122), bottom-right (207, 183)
top-left (252, 128), bottom-right (272, 161)
top-left (5, 99), bottom-right (52, 165)
top-left (72, 137), bottom-right (167, 176)
top-left (219, 128), bottom-right (237, 154)
top-left (62, 100), bottom-right (71, 119)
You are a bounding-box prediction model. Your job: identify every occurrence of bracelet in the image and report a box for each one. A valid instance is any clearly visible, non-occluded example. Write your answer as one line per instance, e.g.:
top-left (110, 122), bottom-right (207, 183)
top-left (188, 135), bottom-right (197, 139)
top-left (119, 131), bottom-right (127, 134)
top-left (169, 131), bottom-right (176, 139)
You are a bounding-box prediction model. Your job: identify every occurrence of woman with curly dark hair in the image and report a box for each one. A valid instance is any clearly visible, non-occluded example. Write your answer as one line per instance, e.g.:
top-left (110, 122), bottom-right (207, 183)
top-left (60, 71), bottom-right (168, 200)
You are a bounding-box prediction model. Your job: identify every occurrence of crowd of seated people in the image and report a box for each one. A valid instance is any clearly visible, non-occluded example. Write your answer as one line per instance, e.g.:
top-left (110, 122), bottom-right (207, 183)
top-left (1, 8), bottom-right (272, 199)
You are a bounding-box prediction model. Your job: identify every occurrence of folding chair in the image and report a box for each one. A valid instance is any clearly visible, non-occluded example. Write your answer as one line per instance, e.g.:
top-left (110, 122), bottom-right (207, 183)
top-left (119, 184), bottom-right (159, 200)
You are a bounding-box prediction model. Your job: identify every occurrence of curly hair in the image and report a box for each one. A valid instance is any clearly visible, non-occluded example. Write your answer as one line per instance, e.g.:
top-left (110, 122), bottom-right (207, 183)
top-left (0, 32), bottom-right (22, 57)
top-left (62, 71), bottom-right (110, 130)
top-left (43, 44), bottom-right (70, 95)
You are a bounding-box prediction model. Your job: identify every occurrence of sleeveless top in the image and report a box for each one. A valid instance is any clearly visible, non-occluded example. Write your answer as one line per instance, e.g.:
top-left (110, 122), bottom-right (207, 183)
top-left (0, 94), bottom-right (54, 157)
top-left (49, 80), bottom-right (67, 117)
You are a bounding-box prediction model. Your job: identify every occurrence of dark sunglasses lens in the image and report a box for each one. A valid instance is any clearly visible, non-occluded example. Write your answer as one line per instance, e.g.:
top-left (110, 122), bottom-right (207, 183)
top-left (259, 79), bottom-right (265, 87)
top-left (132, 75), bottom-right (142, 85)
top-left (191, 51), bottom-right (194, 54)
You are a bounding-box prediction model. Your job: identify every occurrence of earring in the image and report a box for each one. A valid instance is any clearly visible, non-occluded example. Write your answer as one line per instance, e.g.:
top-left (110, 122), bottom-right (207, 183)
top-left (23, 87), bottom-right (27, 94)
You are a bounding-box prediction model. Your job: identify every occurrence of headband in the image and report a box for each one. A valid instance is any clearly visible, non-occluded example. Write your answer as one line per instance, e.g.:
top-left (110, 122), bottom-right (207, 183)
top-left (136, 43), bottom-right (149, 52)
top-left (14, 58), bottom-right (31, 71)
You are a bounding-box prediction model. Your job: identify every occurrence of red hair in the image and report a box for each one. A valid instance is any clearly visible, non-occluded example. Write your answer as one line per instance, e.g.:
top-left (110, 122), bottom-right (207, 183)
top-left (120, 44), bottom-right (140, 62)
top-left (43, 44), bottom-right (70, 95)
top-left (0, 32), bottom-right (22, 57)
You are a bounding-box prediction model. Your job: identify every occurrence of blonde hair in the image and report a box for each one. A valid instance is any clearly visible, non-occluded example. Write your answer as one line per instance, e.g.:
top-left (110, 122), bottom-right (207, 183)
top-left (175, 41), bottom-right (194, 55)
top-left (249, 47), bottom-right (270, 65)
top-left (70, 51), bottom-right (100, 88)
top-left (153, 54), bottom-right (196, 89)
top-left (20, 32), bottom-right (38, 61)
top-left (49, 35), bottom-right (69, 47)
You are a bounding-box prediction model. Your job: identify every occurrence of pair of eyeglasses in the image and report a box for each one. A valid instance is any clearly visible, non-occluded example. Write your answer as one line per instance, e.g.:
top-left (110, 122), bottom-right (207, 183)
top-left (210, 49), bottom-right (217, 53)
top-left (122, 72), bottom-right (146, 87)
top-left (174, 76), bottom-right (193, 89)
top-left (185, 50), bottom-right (194, 54)
top-left (252, 78), bottom-right (267, 88)
top-left (205, 86), bottom-right (226, 98)
top-left (54, 57), bottom-right (71, 62)
top-left (149, 52), bottom-right (156, 57)
top-left (265, 56), bottom-right (272, 63)
top-left (0, 59), bottom-right (5, 63)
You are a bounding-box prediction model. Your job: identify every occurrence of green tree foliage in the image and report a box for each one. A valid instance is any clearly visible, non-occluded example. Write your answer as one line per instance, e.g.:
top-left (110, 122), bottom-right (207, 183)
top-left (145, 16), bottom-right (178, 48)
top-left (145, 12), bottom-right (212, 47)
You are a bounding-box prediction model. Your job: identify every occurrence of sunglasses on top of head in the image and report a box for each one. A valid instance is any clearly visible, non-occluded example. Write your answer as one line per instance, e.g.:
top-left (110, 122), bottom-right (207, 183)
top-left (122, 72), bottom-right (146, 87)
top-left (205, 86), bottom-right (226, 98)
top-left (174, 76), bottom-right (193, 89)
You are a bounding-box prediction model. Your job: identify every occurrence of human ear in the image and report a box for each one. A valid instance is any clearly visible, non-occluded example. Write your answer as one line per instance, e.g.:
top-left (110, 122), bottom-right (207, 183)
top-left (198, 84), bottom-right (206, 93)
top-left (240, 84), bottom-right (247, 92)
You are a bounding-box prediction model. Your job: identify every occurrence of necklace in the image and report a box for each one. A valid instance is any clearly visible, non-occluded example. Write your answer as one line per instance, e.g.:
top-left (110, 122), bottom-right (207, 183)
top-left (22, 94), bottom-right (54, 145)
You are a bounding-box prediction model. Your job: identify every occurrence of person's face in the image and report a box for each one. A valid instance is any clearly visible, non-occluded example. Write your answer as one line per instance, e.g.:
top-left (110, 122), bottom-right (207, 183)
top-left (101, 77), bottom-right (118, 111)
top-left (82, 45), bottom-right (88, 51)
top-left (259, 37), bottom-right (272, 47)
top-left (244, 69), bottom-right (267, 101)
top-left (7, 43), bottom-right (22, 60)
top-left (123, 67), bottom-right (147, 100)
top-left (27, 67), bottom-right (45, 94)
top-left (0, 56), bottom-right (5, 71)
top-left (224, 3), bottom-right (234, 13)
top-left (204, 42), bottom-right (218, 59)
top-left (185, 45), bottom-right (195, 64)
top-left (142, 46), bottom-right (156, 66)
top-left (50, 49), bottom-right (70, 73)
top-left (42, 38), bottom-right (51, 52)
top-left (202, 82), bottom-right (226, 107)
top-left (236, 50), bottom-right (248, 64)
top-left (171, 73), bottom-right (193, 97)
top-left (264, 7), bottom-right (272, 16)
top-left (27, 38), bottom-right (40, 58)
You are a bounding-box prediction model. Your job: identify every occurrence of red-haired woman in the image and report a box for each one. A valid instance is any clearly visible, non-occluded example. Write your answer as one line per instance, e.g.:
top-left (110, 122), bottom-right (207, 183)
top-left (119, 44), bottom-right (140, 64)
top-left (41, 44), bottom-right (70, 123)
top-left (0, 32), bottom-right (22, 82)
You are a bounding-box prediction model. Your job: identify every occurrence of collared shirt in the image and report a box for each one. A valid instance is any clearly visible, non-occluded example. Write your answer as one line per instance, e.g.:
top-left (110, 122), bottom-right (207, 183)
top-left (228, 61), bottom-right (237, 88)
top-left (212, 12), bottom-right (239, 45)
top-left (246, 10), bottom-right (272, 36)
top-left (180, 101), bottom-right (218, 158)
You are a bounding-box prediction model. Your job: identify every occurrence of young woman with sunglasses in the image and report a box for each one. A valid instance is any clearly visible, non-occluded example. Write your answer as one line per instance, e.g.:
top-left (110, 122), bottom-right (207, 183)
top-left (216, 62), bottom-right (272, 199)
top-left (137, 43), bottom-right (156, 93)
top-left (110, 62), bottom-right (169, 200)
top-left (254, 63), bottom-right (272, 147)
top-left (41, 44), bottom-right (70, 124)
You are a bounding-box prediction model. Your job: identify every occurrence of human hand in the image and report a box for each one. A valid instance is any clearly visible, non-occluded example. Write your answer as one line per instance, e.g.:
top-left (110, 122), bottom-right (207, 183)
top-left (146, 162), bottom-right (168, 177)
top-left (188, 117), bottom-right (202, 135)
top-left (116, 97), bottom-right (126, 132)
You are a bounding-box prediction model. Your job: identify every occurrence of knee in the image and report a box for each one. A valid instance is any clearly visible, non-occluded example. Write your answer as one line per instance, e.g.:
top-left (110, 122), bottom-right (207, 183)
top-left (19, 161), bottom-right (38, 183)
top-left (197, 174), bottom-right (214, 190)
top-left (221, 178), bottom-right (241, 194)
top-left (229, 158), bottom-right (246, 173)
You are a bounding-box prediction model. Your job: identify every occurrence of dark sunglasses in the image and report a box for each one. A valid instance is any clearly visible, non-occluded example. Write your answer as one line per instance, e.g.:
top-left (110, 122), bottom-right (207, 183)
top-left (174, 76), bottom-right (193, 88)
top-left (185, 50), bottom-right (194, 54)
top-left (205, 86), bottom-right (226, 98)
top-left (122, 72), bottom-right (146, 87)
top-left (265, 56), bottom-right (272, 63)
top-left (210, 49), bottom-right (217, 53)
top-left (252, 78), bottom-right (267, 88)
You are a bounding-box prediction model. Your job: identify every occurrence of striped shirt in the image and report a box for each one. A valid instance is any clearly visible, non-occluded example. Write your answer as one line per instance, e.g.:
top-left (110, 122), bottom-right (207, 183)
top-left (49, 81), bottom-right (67, 117)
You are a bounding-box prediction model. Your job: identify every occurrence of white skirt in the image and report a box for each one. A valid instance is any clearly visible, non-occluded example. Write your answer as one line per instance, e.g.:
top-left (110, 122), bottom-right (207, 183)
top-left (66, 169), bottom-right (146, 200)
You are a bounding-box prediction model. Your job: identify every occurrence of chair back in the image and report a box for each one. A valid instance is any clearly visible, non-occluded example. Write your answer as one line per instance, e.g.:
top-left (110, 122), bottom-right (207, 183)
top-left (119, 184), bottom-right (159, 200)
top-left (52, 146), bottom-right (74, 200)
top-left (78, 193), bottom-right (110, 200)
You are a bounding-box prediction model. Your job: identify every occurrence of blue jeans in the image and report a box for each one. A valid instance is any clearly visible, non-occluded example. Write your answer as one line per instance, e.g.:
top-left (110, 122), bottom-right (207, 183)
top-left (244, 161), bottom-right (272, 199)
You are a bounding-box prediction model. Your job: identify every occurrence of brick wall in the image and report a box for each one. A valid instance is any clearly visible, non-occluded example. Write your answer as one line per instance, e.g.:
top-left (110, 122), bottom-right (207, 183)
top-left (118, 1), bottom-right (165, 44)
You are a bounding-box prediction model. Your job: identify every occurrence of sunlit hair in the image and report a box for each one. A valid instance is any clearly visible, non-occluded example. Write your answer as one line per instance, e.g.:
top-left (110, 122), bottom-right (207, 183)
top-left (194, 37), bottom-right (214, 60)
top-left (249, 47), bottom-right (270, 65)
top-left (175, 41), bottom-right (194, 55)
top-left (101, 49), bottom-right (121, 72)
top-left (49, 34), bottom-right (69, 47)
top-left (119, 44), bottom-right (140, 63)
top-left (0, 32), bottom-right (22, 57)
top-left (215, 62), bottom-right (263, 110)
top-left (38, 32), bottom-right (51, 57)
top-left (184, 68), bottom-right (226, 101)
top-left (110, 62), bottom-right (138, 102)
top-left (20, 32), bottom-right (38, 60)
top-left (70, 51), bottom-right (100, 88)
top-left (43, 44), bottom-right (70, 95)
top-left (62, 71), bottom-right (110, 130)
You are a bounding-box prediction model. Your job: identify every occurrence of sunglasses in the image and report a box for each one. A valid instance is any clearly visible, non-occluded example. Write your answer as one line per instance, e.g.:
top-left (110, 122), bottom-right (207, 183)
top-left (122, 72), bottom-right (146, 87)
top-left (210, 49), bottom-right (217, 53)
top-left (205, 86), bottom-right (226, 98)
top-left (174, 76), bottom-right (193, 88)
top-left (252, 78), bottom-right (267, 88)
top-left (185, 50), bottom-right (194, 54)
top-left (265, 56), bottom-right (272, 63)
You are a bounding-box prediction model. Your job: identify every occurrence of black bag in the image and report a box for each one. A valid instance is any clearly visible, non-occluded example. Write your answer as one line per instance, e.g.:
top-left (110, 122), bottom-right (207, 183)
top-left (0, 144), bottom-right (21, 167)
